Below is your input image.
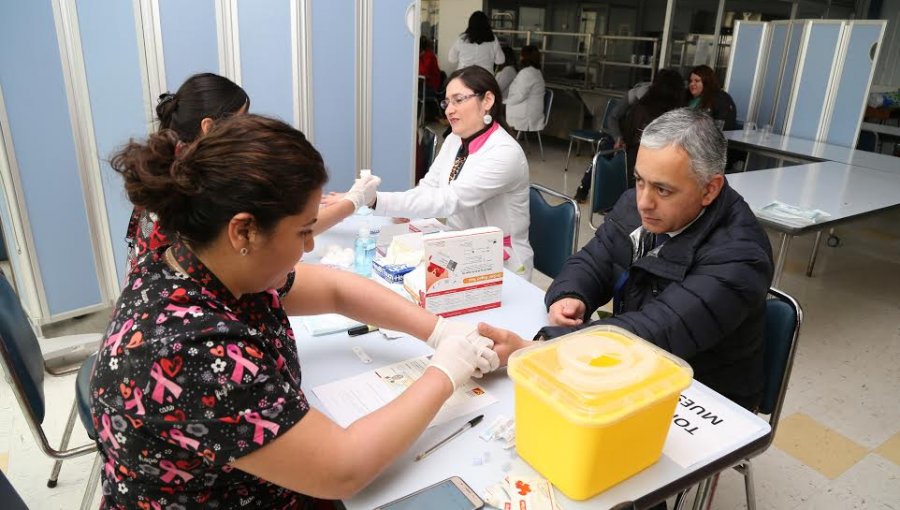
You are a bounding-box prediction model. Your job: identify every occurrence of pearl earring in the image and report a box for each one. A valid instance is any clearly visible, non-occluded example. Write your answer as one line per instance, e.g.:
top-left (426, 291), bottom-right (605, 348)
top-left (483, 114), bottom-right (493, 125)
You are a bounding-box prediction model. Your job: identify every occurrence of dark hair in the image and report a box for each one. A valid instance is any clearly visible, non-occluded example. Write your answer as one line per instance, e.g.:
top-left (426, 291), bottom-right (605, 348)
top-left (499, 45), bottom-right (516, 69)
top-left (419, 35), bottom-right (434, 53)
top-left (110, 115), bottom-right (328, 249)
top-left (462, 11), bottom-right (495, 44)
top-left (688, 65), bottom-right (721, 111)
top-left (640, 68), bottom-right (686, 117)
top-left (446, 66), bottom-right (507, 130)
top-left (156, 73), bottom-right (249, 142)
top-left (520, 45), bottom-right (542, 70)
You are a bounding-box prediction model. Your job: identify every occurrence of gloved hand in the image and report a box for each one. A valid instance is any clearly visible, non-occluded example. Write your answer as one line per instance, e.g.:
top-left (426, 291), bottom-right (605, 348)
top-left (428, 334), bottom-right (497, 391)
top-left (343, 174), bottom-right (382, 210)
top-left (427, 317), bottom-right (499, 374)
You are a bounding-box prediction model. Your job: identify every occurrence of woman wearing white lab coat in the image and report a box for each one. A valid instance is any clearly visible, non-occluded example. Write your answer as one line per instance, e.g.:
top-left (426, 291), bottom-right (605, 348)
top-left (495, 46), bottom-right (517, 100)
top-left (448, 11), bottom-right (504, 72)
top-left (505, 45), bottom-right (546, 132)
top-left (372, 66), bottom-right (533, 278)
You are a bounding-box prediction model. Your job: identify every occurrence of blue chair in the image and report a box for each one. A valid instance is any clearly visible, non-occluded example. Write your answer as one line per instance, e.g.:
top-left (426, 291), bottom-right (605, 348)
top-left (589, 148), bottom-right (628, 229)
top-left (529, 184), bottom-right (580, 279)
top-left (676, 287), bottom-right (803, 510)
top-left (856, 129), bottom-right (878, 152)
top-left (564, 97), bottom-right (620, 171)
top-left (0, 468), bottom-right (29, 510)
top-left (0, 272), bottom-right (101, 509)
top-left (515, 89), bottom-right (554, 161)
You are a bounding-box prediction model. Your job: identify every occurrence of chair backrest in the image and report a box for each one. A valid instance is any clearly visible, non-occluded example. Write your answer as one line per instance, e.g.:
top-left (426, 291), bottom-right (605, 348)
top-left (601, 98), bottom-right (620, 130)
top-left (528, 184), bottom-right (579, 279)
top-left (591, 149), bottom-right (628, 215)
top-left (856, 130), bottom-right (877, 152)
top-left (0, 468), bottom-right (29, 510)
top-left (421, 127), bottom-right (438, 169)
top-left (0, 272), bottom-right (46, 423)
top-left (541, 89), bottom-right (554, 129)
top-left (760, 287), bottom-right (802, 433)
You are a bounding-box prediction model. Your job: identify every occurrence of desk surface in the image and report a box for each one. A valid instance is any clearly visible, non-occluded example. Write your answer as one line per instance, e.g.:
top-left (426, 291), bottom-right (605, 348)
top-left (725, 130), bottom-right (900, 173)
top-left (727, 161), bottom-right (900, 234)
top-left (295, 217), bottom-right (771, 508)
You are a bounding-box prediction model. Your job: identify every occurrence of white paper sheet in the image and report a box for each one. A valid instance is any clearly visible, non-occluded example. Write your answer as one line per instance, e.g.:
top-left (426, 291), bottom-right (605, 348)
top-left (313, 355), bottom-right (498, 428)
top-left (297, 313), bottom-right (364, 336)
top-left (662, 384), bottom-right (768, 468)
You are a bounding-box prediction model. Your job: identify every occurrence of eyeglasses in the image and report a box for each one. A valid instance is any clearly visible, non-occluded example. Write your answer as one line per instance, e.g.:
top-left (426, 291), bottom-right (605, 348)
top-left (440, 93), bottom-right (482, 110)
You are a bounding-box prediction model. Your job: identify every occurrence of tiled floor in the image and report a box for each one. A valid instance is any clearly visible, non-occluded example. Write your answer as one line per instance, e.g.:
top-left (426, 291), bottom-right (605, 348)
top-left (2, 136), bottom-right (899, 508)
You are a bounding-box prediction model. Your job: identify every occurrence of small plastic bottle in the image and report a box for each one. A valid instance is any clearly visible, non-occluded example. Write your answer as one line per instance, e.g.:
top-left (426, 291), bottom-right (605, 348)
top-left (354, 226), bottom-right (376, 276)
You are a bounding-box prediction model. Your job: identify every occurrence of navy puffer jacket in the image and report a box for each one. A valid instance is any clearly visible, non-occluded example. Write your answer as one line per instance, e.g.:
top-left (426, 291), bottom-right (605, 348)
top-left (542, 180), bottom-right (773, 405)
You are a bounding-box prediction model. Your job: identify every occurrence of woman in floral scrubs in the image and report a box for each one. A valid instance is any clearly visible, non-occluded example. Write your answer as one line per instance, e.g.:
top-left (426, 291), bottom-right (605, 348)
top-left (91, 114), bottom-right (498, 509)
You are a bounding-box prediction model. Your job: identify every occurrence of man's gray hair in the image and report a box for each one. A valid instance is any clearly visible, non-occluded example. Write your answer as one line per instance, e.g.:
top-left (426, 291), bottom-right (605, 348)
top-left (639, 108), bottom-right (727, 183)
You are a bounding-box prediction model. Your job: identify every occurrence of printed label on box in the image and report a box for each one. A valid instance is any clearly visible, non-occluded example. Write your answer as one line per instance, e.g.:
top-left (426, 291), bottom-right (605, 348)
top-left (405, 227), bottom-right (504, 317)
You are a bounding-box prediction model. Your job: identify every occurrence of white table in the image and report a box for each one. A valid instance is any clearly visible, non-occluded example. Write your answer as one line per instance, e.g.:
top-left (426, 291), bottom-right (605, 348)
top-left (293, 215), bottom-right (773, 509)
top-left (724, 130), bottom-right (900, 173)
top-left (727, 161), bottom-right (900, 285)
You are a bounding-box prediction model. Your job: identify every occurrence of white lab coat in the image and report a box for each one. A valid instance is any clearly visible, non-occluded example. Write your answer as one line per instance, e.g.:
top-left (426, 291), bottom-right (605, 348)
top-left (495, 66), bottom-right (517, 101)
top-left (374, 126), bottom-right (533, 278)
top-left (448, 36), bottom-right (504, 72)
top-left (505, 67), bottom-right (546, 132)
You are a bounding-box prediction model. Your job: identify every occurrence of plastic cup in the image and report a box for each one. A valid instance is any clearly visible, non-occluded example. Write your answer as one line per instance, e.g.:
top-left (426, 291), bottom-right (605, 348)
top-left (742, 121), bottom-right (757, 136)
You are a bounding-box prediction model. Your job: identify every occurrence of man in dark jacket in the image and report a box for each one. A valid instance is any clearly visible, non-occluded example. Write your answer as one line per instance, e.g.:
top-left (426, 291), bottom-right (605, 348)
top-left (483, 108), bottom-right (773, 408)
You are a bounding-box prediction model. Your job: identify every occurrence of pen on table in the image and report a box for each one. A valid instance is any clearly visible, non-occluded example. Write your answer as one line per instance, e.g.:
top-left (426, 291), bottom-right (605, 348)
top-left (414, 414), bottom-right (484, 462)
top-left (348, 324), bottom-right (379, 336)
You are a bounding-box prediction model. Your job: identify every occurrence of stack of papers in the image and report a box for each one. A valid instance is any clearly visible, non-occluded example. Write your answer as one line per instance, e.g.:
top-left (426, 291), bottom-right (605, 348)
top-left (313, 356), bottom-right (497, 428)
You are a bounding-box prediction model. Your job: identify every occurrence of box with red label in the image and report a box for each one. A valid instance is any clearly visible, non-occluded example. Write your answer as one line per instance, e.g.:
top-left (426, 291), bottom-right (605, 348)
top-left (402, 227), bottom-right (504, 317)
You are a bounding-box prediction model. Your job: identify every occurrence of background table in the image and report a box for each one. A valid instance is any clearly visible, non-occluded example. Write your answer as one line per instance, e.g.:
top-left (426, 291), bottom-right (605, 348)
top-left (727, 161), bottom-right (900, 285)
top-left (725, 130), bottom-right (900, 173)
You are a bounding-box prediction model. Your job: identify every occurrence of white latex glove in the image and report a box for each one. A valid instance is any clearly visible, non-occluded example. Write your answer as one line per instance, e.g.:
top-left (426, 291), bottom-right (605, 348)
top-left (343, 174), bottom-right (382, 210)
top-left (427, 317), bottom-right (499, 374)
top-left (429, 334), bottom-right (497, 391)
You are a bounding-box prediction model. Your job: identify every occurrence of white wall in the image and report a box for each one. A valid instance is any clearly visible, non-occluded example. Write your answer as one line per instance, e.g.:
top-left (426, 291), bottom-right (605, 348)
top-left (437, 0), bottom-right (482, 72)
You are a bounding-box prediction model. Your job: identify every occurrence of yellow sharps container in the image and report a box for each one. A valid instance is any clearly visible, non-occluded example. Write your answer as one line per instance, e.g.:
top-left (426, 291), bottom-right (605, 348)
top-left (507, 325), bottom-right (693, 500)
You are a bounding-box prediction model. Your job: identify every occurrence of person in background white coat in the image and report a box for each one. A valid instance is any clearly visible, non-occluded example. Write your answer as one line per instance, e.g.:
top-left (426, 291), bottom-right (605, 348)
top-left (495, 46), bottom-right (517, 100)
top-left (448, 11), bottom-right (504, 72)
top-left (505, 45), bottom-right (546, 133)
top-left (365, 66), bottom-right (534, 279)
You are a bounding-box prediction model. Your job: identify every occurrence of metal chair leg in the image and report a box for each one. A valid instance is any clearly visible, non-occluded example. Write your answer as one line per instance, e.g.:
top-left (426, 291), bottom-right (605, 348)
top-left (742, 460), bottom-right (757, 510)
top-left (565, 137), bottom-right (575, 171)
top-left (702, 473), bottom-right (720, 510)
top-left (691, 478), bottom-right (711, 510)
top-left (537, 132), bottom-right (544, 160)
top-left (806, 230), bottom-right (823, 277)
top-left (48, 400), bottom-right (78, 488)
top-left (79, 453), bottom-right (102, 510)
top-left (673, 489), bottom-right (689, 510)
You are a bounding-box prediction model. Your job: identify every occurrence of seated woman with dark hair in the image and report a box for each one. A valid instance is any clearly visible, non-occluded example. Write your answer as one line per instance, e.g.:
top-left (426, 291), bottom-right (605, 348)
top-left (504, 45), bottom-right (546, 134)
top-left (686, 64), bottom-right (737, 130)
top-left (91, 114), bottom-right (499, 509)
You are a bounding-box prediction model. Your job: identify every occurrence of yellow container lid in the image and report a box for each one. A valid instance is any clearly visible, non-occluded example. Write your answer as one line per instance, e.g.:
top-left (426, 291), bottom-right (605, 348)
top-left (508, 325), bottom-right (693, 426)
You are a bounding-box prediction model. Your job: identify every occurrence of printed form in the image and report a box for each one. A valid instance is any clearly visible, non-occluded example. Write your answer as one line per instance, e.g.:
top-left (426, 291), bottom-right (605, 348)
top-left (313, 356), bottom-right (498, 428)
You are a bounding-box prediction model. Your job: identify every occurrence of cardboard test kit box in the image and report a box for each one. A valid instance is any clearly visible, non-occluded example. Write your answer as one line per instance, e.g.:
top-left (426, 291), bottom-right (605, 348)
top-left (403, 227), bottom-right (504, 317)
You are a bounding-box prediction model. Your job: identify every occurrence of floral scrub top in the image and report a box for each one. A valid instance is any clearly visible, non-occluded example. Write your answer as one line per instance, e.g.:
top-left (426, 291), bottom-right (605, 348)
top-left (89, 241), bottom-right (310, 509)
top-left (125, 208), bottom-right (169, 274)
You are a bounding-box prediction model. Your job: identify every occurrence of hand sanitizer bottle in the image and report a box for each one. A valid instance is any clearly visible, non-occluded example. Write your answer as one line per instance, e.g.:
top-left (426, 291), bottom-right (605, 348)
top-left (354, 226), bottom-right (376, 276)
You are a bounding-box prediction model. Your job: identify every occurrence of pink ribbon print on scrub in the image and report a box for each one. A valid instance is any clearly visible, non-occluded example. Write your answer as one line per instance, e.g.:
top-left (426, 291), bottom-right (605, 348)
top-left (169, 428), bottom-right (200, 451)
top-left (124, 387), bottom-right (146, 415)
top-left (227, 344), bottom-right (259, 384)
top-left (159, 460), bottom-right (194, 484)
top-left (99, 413), bottom-right (120, 449)
top-left (150, 361), bottom-right (183, 404)
top-left (244, 411), bottom-right (279, 445)
top-left (104, 319), bottom-right (134, 355)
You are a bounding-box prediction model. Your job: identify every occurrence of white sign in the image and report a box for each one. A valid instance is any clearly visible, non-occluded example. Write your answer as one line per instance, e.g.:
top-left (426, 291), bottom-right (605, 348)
top-left (662, 384), bottom-right (769, 468)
